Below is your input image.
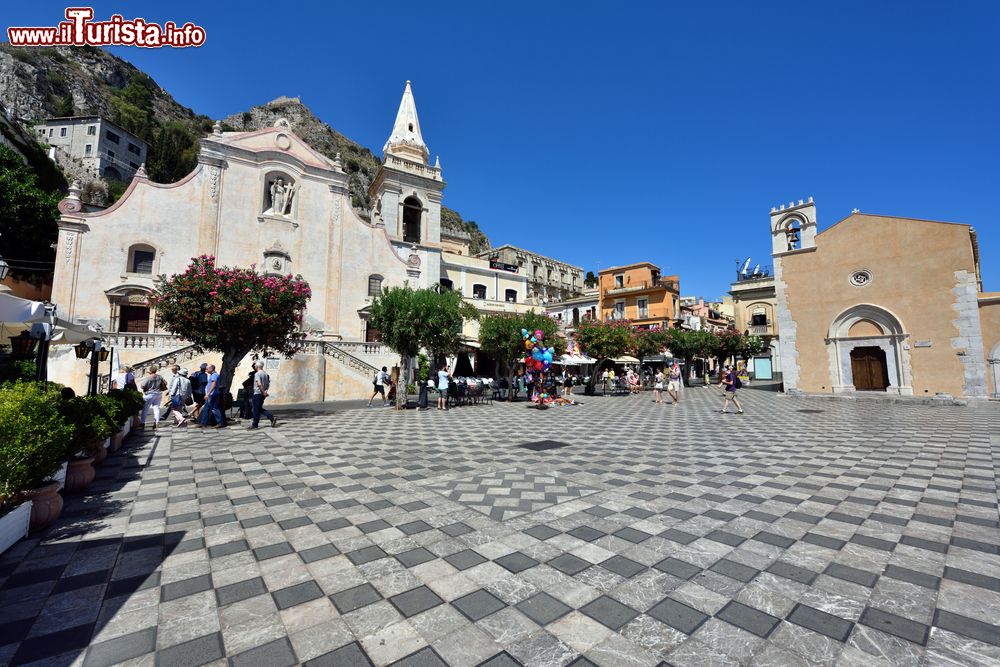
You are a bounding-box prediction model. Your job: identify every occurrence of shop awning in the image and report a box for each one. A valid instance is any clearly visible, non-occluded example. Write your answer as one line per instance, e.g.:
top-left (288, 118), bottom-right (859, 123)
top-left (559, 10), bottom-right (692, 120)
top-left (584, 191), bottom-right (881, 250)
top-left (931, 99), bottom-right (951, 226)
top-left (0, 292), bottom-right (100, 346)
top-left (611, 355), bottom-right (640, 363)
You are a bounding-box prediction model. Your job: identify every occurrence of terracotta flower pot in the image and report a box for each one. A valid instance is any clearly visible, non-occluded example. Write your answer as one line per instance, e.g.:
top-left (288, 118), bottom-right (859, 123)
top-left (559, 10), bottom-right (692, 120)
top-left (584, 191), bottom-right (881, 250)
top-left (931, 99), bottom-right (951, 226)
top-left (64, 457), bottom-right (95, 493)
top-left (110, 431), bottom-right (124, 452)
top-left (131, 415), bottom-right (142, 428)
top-left (20, 483), bottom-right (63, 533)
top-left (91, 440), bottom-right (108, 465)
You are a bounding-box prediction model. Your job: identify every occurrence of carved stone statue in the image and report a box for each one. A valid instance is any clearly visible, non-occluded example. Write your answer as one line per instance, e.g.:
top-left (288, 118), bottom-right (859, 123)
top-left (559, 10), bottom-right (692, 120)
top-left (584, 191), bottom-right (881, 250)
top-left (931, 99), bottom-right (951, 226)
top-left (269, 178), bottom-right (286, 215)
top-left (283, 182), bottom-right (296, 215)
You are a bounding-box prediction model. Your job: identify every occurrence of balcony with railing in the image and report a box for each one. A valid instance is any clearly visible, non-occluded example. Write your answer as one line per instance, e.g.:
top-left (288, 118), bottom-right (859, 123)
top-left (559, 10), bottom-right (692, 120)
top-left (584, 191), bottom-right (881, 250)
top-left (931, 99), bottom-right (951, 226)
top-left (605, 279), bottom-right (678, 296)
top-left (748, 323), bottom-right (774, 336)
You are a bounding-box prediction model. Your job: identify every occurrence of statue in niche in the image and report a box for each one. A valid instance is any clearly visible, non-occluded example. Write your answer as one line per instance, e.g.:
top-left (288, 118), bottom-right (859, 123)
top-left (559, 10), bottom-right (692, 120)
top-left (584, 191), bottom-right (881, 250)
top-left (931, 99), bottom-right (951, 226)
top-left (267, 177), bottom-right (296, 216)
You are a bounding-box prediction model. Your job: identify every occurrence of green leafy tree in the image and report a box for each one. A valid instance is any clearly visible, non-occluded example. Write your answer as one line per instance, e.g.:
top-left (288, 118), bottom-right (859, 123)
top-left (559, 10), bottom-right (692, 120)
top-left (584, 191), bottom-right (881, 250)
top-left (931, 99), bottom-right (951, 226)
top-left (709, 329), bottom-right (745, 369)
top-left (0, 145), bottom-right (60, 278)
top-left (739, 334), bottom-right (766, 360)
top-left (584, 271), bottom-right (597, 288)
top-left (368, 285), bottom-right (474, 409)
top-left (632, 327), bottom-right (669, 365)
top-left (575, 319), bottom-right (635, 392)
top-left (478, 312), bottom-right (563, 400)
top-left (149, 255), bottom-right (312, 396)
top-left (665, 329), bottom-right (716, 386)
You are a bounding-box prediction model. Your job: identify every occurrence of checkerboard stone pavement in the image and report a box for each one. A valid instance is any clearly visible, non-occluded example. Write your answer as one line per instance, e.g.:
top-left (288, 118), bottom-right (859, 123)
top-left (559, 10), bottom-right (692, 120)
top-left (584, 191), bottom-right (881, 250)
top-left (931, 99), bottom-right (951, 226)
top-left (1, 385), bottom-right (998, 666)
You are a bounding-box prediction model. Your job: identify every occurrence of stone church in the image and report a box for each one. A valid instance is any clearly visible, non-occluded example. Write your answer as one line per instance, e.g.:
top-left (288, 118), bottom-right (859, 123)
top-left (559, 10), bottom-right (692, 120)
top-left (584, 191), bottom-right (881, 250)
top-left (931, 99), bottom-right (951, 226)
top-left (770, 199), bottom-right (999, 400)
top-left (48, 82), bottom-right (451, 401)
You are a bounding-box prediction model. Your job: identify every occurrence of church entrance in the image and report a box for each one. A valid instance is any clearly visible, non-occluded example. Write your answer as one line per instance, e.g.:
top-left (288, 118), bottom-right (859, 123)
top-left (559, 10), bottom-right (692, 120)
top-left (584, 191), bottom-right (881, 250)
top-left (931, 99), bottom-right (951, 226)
top-left (850, 346), bottom-right (889, 391)
top-left (119, 305), bottom-right (150, 333)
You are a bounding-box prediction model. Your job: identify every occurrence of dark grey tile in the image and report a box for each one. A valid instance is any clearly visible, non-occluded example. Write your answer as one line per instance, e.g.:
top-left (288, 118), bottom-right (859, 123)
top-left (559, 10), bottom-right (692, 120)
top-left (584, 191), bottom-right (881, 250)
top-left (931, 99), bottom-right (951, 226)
top-left (452, 589), bottom-right (507, 621)
top-left (547, 553), bottom-right (590, 576)
top-left (253, 542), bottom-right (294, 561)
top-left (624, 507), bottom-right (655, 520)
top-left (82, 626), bottom-right (156, 667)
top-left (278, 516), bottom-right (312, 530)
top-left (614, 527), bottom-right (652, 544)
top-left (709, 559), bottom-right (758, 583)
top-left (229, 637), bottom-right (297, 667)
top-left (524, 525), bottom-right (560, 541)
top-left (899, 536), bottom-right (948, 553)
top-left (216, 577), bottom-right (268, 606)
top-left (647, 598), bottom-right (710, 634)
top-left (716, 601), bottom-right (781, 638)
top-left (202, 512), bottom-right (238, 526)
top-left (356, 519), bottom-right (392, 534)
top-left (392, 646), bottom-right (449, 666)
top-left (240, 515), bottom-right (273, 528)
top-left (662, 508), bottom-right (697, 521)
top-left (824, 563), bottom-right (879, 588)
top-left (495, 552), bottom-right (538, 574)
top-left (298, 543), bottom-right (341, 564)
top-left (160, 574), bottom-right (213, 602)
top-left (659, 528), bottom-right (698, 545)
top-left (330, 583), bottom-right (382, 614)
top-left (787, 603), bottom-right (854, 641)
top-left (208, 539), bottom-right (249, 559)
top-left (304, 641), bottom-right (372, 666)
top-left (155, 632), bottom-right (225, 667)
top-left (600, 556), bottom-right (646, 579)
top-left (515, 592), bottom-right (572, 626)
top-left (316, 518), bottom-right (352, 532)
top-left (850, 534), bottom-right (896, 552)
top-left (398, 521), bottom-right (433, 535)
top-left (440, 522), bottom-right (473, 537)
top-left (444, 549), bottom-right (488, 571)
top-left (859, 607), bottom-right (929, 645)
top-left (567, 526), bottom-right (606, 542)
top-left (933, 609), bottom-right (1000, 648)
top-left (766, 561), bottom-right (818, 585)
top-left (389, 586), bottom-right (444, 618)
top-left (580, 595), bottom-right (639, 631)
top-left (653, 557), bottom-right (700, 580)
top-left (476, 651), bottom-right (524, 667)
top-left (395, 548), bottom-right (437, 568)
top-left (347, 546), bottom-right (389, 566)
top-left (802, 533), bottom-right (846, 550)
top-left (752, 531), bottom-right (795, 548)
top-left (272, 581), bottom-right (325, 610)
top-left (882, 565), bottom-right (939, 590)
top-left (942, 567), bottom-right (1000, 592)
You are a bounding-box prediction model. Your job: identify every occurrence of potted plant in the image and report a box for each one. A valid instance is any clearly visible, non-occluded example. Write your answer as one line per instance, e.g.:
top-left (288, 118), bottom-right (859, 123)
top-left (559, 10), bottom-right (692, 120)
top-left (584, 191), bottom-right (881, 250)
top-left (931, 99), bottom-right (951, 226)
top-left (106, 389), bottom-right (142, 451)
top-left (58, 396), bottom-right (110, 491)
top-left (0, 381), bottom-right (74, 536)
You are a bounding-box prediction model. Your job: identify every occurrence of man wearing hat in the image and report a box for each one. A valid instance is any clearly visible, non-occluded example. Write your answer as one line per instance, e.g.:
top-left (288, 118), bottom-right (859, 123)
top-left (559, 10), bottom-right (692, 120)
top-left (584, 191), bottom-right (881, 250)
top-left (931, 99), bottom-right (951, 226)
top-left (190, 362), bottom-right (209, 419)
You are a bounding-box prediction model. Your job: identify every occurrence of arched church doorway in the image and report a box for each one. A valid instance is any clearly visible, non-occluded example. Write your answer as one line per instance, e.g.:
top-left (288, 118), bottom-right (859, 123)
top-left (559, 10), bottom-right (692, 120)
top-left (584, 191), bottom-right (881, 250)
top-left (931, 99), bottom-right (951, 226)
top-left (850, 346), bottom-right (890, 391)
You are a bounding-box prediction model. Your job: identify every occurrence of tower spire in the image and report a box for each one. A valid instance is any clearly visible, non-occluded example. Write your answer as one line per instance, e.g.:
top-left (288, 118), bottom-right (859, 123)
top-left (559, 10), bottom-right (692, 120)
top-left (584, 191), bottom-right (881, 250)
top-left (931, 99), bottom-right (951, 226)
top-left (383, 80), bottom-right (430, 164)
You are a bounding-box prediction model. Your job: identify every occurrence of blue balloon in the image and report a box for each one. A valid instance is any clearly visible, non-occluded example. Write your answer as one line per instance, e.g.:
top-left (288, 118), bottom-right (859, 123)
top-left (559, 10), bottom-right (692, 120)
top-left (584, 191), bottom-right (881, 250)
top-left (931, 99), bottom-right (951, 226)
top-left (521, 329), bottom-right (528, 337)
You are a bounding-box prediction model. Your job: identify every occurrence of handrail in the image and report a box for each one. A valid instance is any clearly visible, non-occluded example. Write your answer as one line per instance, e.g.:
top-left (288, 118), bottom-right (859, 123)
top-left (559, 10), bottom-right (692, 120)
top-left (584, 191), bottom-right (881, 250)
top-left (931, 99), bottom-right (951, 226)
top-left (321, 341), bottom-right (381, 377)
top-left (98, 342), bottom-right (200, 392)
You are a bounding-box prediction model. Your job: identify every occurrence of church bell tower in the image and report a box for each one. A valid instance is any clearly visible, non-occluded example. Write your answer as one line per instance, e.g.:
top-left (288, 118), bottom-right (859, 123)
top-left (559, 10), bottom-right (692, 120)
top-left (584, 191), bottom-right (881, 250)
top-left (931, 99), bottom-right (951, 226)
top-left (368, 81), bottom-right (446, 250)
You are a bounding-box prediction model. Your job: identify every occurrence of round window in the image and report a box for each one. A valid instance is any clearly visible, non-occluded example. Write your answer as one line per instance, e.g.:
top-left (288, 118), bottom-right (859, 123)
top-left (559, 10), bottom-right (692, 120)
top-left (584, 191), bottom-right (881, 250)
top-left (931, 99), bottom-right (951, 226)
top-left (849, 269), bottom-right (873, 287)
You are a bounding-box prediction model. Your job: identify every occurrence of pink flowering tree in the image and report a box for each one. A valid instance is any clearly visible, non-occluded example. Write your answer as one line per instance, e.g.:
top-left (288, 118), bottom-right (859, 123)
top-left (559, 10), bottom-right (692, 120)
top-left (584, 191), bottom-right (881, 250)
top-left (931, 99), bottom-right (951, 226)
top-left (149, 256), bottom-right (312, 394)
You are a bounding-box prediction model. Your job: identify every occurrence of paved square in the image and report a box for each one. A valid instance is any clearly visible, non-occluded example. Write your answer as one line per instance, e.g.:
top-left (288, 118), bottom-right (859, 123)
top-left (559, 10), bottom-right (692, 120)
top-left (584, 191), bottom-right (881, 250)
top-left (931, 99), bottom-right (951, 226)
top-left (0, 385), bottom-right (998, 666)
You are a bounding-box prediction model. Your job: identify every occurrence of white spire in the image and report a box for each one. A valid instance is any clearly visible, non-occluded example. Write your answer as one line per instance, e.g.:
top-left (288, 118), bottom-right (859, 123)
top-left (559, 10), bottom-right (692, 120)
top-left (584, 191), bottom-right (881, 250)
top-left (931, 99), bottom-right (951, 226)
top-left (383, 80), bottom-right (429, 164)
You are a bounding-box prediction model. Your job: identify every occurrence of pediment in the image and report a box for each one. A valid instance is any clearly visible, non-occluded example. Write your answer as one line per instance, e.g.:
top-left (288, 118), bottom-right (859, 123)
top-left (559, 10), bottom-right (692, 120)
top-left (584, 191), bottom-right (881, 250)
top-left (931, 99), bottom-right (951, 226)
top-left (212, 126), bottom-right (338, 171)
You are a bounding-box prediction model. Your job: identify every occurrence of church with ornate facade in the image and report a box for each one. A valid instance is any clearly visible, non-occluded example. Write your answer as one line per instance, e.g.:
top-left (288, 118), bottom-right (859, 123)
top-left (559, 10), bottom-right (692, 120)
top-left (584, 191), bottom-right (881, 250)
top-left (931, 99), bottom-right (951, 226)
top-left (48, 82), bottom-right (494, 401)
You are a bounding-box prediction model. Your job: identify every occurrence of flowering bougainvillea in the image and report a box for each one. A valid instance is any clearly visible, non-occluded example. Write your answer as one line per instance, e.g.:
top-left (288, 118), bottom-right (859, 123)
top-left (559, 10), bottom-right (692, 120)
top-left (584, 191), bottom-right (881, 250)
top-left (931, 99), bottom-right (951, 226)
top-left (149, 255), bottom-right (311, 391)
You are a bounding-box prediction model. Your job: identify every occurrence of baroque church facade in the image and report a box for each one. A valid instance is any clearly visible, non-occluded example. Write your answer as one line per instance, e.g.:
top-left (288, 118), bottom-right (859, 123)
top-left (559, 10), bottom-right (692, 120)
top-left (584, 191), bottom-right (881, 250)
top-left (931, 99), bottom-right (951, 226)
top-left (48, 83), bottom-right (452, 401)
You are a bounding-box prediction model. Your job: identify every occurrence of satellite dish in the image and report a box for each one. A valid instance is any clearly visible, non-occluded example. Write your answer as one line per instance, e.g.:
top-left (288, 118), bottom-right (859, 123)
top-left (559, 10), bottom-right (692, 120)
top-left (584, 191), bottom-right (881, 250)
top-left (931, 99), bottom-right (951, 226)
top-left (752, 264), bottom-right (760, 276)
top-left (741, 258), bottom-right (751, 275)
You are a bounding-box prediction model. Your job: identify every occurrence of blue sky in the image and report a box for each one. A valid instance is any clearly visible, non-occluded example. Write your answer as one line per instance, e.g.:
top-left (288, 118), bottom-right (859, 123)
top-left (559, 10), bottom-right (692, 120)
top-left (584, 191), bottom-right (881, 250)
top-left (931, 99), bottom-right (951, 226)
top-left (5, 1), bottom-right (998, 297)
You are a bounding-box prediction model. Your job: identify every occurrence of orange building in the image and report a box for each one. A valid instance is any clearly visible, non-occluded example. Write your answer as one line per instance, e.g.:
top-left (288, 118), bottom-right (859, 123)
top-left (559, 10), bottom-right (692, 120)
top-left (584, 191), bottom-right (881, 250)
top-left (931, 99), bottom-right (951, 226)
top-left (597, 262), bottom-right (680, 328)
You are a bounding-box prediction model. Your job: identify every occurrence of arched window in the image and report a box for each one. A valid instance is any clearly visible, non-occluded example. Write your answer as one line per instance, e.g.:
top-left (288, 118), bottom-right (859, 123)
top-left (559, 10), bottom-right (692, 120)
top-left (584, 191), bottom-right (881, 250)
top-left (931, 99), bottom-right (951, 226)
top-left (505, 289), bottom-right (518, 303)
top-left (439, 278), bottom-right (454, 291)
top-left (786, 218), bottom-right (802, 251)
top-left (403, 196), bottom-right (422, 243)
top-left (473, 284), bottom-right (487, 299)
top-left (127, 244), bottom-right (156, 274)
top-left (367, 274), bottom-right (383, 297)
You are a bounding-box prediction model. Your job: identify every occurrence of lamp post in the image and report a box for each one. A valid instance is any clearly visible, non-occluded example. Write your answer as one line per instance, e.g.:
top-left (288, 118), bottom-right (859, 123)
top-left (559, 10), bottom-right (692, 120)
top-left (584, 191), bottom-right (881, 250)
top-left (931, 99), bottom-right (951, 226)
top-left (74, 337), bottom-right (105, 395)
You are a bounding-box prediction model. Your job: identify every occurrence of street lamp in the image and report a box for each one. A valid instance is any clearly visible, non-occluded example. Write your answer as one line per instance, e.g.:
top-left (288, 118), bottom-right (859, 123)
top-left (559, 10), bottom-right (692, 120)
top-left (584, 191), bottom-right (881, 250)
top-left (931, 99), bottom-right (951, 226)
top-left (10, 330), bottom-right (37, 356)
top-left (74, 341), bottom-right (91, 359)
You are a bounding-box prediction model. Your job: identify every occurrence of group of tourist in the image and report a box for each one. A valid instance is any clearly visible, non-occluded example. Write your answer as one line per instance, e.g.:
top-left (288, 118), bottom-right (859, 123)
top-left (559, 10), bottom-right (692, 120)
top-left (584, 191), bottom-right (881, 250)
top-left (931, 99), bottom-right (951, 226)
top-left (116, 360), bottom-right (276, 430)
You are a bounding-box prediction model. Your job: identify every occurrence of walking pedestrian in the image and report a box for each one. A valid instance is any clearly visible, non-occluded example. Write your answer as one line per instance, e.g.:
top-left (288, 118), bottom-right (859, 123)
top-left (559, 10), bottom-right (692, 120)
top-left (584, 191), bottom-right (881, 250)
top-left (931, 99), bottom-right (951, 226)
top-left (190, 362), bottom-right (208, 419)
top-left (168, 367), bottom-right (193, 426)
top-left (199, 364), bottom-right (225, 428)
top-left (667, 364), bottom-right (682, 405)
top-left (653, 369), bottom-right (664, 403)
top-left (139, 366), bottom-right (167, 429)
top-left (247, 361), bottom-right (277, 429)
top-left (719, 365), bottom-right (744, 414)
top-left (437, 363), bottom-right (450, 411)
top-left (368, 366), bottom-right (391, 407)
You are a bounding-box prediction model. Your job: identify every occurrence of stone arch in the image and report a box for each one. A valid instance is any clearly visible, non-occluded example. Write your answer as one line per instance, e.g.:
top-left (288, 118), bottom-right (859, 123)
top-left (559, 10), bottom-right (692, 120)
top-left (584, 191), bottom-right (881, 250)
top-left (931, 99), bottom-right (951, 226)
top-left (105, 284), bottom-right (155, 333)
top-left (125, 242), bottom-right (158, 275)
top-left (402, 195), bottom-right (423, 244)
top-left (826, 304), bottom-right (911, 395)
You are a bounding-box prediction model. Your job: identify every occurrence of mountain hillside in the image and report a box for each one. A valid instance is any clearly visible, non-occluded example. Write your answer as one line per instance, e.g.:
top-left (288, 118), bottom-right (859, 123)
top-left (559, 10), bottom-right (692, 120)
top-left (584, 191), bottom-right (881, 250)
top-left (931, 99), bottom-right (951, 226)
top-left (0, 43), bottom-right (488, 248)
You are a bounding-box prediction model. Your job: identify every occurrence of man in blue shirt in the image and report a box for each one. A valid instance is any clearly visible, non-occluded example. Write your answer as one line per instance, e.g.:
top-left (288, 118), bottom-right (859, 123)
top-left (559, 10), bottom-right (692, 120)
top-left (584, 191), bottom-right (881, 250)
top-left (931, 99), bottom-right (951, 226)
top-left (199, 364), bottom-right (225, 428)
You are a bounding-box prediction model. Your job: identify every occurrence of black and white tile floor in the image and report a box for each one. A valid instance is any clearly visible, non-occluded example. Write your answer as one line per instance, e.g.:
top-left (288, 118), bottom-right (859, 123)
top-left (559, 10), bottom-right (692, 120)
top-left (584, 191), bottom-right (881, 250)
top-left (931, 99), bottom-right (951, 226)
top-left (1, 386), bottom-right (998, 666)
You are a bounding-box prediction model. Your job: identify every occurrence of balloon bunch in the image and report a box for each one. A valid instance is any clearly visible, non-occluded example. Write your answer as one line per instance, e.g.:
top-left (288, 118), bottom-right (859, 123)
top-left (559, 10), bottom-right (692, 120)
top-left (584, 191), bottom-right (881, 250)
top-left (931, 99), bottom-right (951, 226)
top-left (522, 328), bottom-right (555, 405)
